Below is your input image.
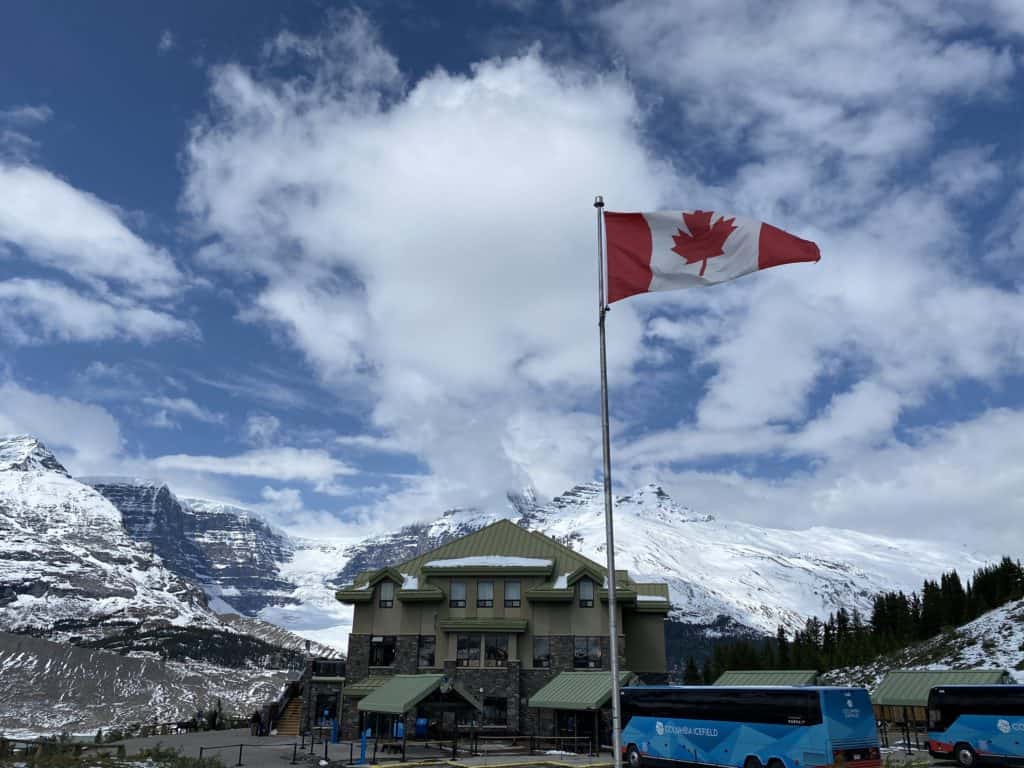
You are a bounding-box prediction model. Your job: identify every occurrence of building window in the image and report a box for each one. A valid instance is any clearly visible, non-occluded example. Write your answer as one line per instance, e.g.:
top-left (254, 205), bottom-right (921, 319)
top-left (573, 636), bottom-right (602, 668)
top-left (578, 579), bottom-right (595, 608)
top-left (450, 580), bottom-right (467, 608)
top-left (482, 697), bottom-right (508, 726)
top-left (533, 636), bottom-right (551, 668)
top-left (477, 580), bottom-right (494, 608)
top-left (370, 635), bottom-right (397, 667)
top-left (484, 634), bottom-right (509, 667)
top-left (378, 580), bottom-right (395, 608)
top-left (504, 580), bottom-right (521, 608)
top-left (457, 633), bottom-right (481, 667)
top-left (418, 635), bottom-right (436, 668)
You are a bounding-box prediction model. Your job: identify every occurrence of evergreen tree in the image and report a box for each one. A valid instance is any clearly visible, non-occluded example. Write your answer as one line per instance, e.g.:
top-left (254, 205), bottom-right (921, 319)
top-left (683, 656), bottom-right (701, 684)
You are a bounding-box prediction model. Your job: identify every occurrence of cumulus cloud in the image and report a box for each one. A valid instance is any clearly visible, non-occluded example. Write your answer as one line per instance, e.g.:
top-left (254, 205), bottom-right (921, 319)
top-left (184, 12), bottom-right (671, 512)
top-left (176, 6), bottom-right (1024, 549)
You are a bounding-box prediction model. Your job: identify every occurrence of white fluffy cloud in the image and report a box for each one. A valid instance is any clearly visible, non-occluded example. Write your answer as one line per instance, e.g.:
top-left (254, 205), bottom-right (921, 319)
top-left (184, 14), bottom-right (672, 511)
top-left (0, 278), bottom-right (194, 344)
top-left (178, 7), bottom-right (1024, 548)
top-left (0, 163), bottom-right (183, 297)
top-left (152, 447), bottom-right (356, 483)
top-left (0, 380), bottom-right (123, 473)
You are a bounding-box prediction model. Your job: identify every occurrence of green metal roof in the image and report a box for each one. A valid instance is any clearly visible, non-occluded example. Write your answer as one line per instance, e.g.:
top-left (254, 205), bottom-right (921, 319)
top-left (528, 671), bottom-right (636, 711)
top-left (872, 669), bottom-right (1011, 707)
top-left (714, 670), bottom-right (819, 686)
top-left (398, 520), bottom-right (604, 580)
top-left (344, 675), bottom-right (391, 698)
top-left (358, 674), bottom-right (445, 714)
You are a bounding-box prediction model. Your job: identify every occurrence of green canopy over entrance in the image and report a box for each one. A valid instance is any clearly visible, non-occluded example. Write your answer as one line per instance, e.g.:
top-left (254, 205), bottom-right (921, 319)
top-left (528, 671), bottom-right (636, 711)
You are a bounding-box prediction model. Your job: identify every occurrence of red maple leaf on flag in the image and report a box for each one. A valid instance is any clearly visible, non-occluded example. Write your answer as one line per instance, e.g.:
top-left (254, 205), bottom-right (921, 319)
top-left (670, 211), bottom-right (737, 276)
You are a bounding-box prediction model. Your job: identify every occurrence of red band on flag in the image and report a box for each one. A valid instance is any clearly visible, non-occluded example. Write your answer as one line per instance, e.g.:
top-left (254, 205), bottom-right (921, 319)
top-left (604, 212), bottom-right (653, 303)
top-left (758, 222), bottom-right (820, 270)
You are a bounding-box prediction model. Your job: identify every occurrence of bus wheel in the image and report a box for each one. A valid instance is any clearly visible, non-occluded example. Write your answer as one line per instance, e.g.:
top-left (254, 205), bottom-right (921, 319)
top-left (955, 743), bottom-right (976, 768)
top-left (766, 759), bottom-right (785, 768)
top-left (744, 757), bottom-right (763, 768)
top-left (626, 745), bottom-right (642, 768)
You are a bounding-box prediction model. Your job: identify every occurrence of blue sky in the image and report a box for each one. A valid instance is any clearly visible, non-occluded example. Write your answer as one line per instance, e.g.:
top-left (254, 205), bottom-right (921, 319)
top-left (2, 1), bottom-right (1023, 549)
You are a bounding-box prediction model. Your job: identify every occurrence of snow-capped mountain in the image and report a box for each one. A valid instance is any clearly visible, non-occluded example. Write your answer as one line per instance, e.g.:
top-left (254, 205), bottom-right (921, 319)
top-left (332, 482), bottom-right (989, 638)
top-left (0, 436), bottom-right (218, 640)
top-left (79, 476), bottom-right (355, 651)
top-left (82, 479), bottom-right (299, 615)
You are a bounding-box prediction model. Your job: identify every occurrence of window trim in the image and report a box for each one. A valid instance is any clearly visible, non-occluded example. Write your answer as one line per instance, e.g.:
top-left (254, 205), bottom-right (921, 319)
top-left (417, 635), bottom-right (436, 668)
top-left (573, 635), bottom-right (602, 669)
top-left (477, 580), bottom-right (494, 608)
top-left (533, 636), bottom-right (551, 668)
top-left (378, 580), bottom-right (395, 609)
top-left (456, 632), bottom-right (482, 668)
top-left (578, 578), bottom-right (595, 608)
top-left (370, 635), bottom-right (397, 667)
top-left (450, 579), bottom-right (467, 608)
top-left (504, 580), bottom-right (521, 608)
top-left (484, 634), bottom-right (509, 667)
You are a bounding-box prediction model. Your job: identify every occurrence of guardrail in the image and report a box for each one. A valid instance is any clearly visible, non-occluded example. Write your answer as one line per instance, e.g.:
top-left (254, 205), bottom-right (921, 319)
top-left (198, 741), bottom-right (300, 766)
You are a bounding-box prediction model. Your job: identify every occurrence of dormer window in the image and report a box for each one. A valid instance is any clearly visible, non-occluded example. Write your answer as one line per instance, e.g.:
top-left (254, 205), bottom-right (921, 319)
top-left (578, 579), bottom-right (595, 608)
top-left (379, 580), bottom-right (395, 608)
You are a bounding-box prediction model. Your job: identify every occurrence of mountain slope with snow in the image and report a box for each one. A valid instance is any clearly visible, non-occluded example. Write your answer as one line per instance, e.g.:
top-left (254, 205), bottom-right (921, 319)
top-left (0, 436), bottom-right (219, 640)
top-left (526, 483), bottom-right (989, 634)
top-left (824, 597), bottom-right (1024, 689)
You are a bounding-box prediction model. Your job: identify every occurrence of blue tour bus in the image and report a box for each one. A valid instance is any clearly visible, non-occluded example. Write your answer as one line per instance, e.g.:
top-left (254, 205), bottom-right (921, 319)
top-left (620, 686), bottom-right (880, 768)
top-left (927, 685), bottom-right (1024, 767)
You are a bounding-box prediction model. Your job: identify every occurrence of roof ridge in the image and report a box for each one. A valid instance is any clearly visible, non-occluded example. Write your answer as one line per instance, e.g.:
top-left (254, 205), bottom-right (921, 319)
top-left (391, 517), bottom-right (606, 577)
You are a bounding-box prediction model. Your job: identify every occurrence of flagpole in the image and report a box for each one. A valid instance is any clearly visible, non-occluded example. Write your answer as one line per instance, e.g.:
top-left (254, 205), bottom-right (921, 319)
top-left (595, 194), bottom-right (624, 768)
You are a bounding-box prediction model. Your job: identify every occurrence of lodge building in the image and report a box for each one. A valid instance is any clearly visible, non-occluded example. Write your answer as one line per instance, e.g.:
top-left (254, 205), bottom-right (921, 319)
top-left (335, 519), bottom-right (670, 739)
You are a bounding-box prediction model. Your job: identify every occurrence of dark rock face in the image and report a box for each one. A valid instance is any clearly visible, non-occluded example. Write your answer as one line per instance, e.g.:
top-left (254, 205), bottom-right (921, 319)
top-left (86, 480), bottom-right (207, 580)
top-left (183, 499), bottom-right (297, 615)
top-left (85, 481), bottom-right (298, 616)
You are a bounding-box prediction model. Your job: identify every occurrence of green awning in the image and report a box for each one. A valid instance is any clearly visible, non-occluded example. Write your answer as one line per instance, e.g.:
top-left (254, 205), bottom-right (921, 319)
top-left (529, 671), bottom-right (636, 711)
top-left (358, 674), bottom-right (446, 714)
top-left (872, 669), bottom-right (1011, 707)
top-left (714, 670), bottom-right (819, 686)
top-left (345, 675), bottom-right (391, 698)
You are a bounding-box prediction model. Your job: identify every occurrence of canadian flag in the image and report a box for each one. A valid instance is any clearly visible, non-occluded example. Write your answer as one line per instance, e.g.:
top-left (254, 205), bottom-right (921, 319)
top-left (604, 210), bottom-right (820, 303)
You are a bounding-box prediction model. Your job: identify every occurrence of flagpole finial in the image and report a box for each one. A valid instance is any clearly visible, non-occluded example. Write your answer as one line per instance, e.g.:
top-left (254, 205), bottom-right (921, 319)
top-left (594, 195), bottom-right (604, 208)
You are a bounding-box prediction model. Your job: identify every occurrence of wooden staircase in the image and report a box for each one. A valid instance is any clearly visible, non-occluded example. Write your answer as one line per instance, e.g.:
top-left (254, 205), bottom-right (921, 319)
top-left (275, 697), bottom-right (303, 736)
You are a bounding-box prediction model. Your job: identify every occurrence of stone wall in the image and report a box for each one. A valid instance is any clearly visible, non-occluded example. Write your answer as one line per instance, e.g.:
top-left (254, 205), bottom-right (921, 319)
top-left (347, 634), bottom-right (370, 683)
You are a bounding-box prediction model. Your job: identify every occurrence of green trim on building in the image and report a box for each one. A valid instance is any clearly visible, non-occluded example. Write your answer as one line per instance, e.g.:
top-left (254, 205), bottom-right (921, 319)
top-left (335, 587), bottom-right (374, 604)
top-left (344, 675), bottom-right (392, 698)
top-left (713, 670), bottom-right (819, 686)
top-left (357, 674), bottom-right (445, 714)
top-left (438, 617), bottom-right (529, 632)
top-left (528, 671), bottom-right (637, 711)
top-left (872, 669), bottom-right (1011, 707)
top-left (397, 586), bottom-right (445, 602)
